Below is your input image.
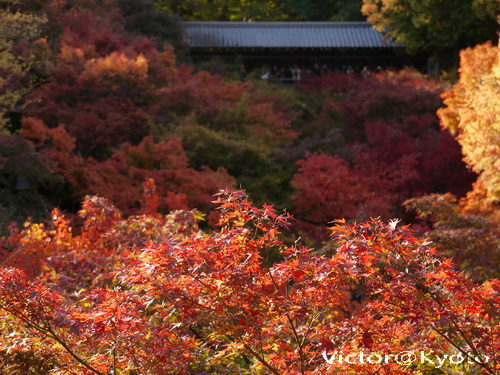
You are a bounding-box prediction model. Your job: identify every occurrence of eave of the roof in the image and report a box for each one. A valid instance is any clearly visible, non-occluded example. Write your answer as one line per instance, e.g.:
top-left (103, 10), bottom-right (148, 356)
top-left (182, 21), bottom-right (396, 49)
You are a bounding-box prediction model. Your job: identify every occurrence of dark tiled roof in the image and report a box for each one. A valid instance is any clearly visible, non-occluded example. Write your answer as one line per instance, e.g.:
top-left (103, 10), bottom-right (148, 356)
top-left (183, 21), bottom-right (395, 49)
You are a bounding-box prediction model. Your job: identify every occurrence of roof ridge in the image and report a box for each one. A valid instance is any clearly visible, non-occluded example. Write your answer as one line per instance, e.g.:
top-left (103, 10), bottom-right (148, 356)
top-left (182, 21), bottom-right (396, 49)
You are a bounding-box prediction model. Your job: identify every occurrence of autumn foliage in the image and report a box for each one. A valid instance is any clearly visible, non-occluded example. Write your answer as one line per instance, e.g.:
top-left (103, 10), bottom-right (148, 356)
top-left (2, 0), bottom-right (478, 232)
top-left (1, 1), bottom-right (498, 372)
top-left (438, 42), bottom-right (500, 201)
top-left (289, 70), bottom-right (474, 240)
top-left (291, 153), bottom-right (395, 241)
top-left (400, 42), bottom-right (500, 288)
top-left (0, 0), bottom-right (297, 220)
top-left (0, 189), bottom-right (498, 374)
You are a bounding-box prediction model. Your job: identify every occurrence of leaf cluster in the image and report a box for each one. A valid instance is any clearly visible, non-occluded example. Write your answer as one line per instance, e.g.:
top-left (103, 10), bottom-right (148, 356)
top-left (0, 190), bottom-right (497, 374)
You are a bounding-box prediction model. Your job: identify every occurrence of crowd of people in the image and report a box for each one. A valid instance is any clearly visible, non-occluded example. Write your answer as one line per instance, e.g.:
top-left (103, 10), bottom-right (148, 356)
top-left (261, 62), bottom-right (383, 83)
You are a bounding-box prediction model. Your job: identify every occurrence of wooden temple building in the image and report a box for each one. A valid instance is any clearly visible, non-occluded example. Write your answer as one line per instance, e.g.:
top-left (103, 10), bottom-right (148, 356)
top-left (181, 21), bottom-right (422, 73)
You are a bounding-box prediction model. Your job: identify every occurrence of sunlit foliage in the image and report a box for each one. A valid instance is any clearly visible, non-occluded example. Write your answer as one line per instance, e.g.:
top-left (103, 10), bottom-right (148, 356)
top-left (438, 42), bottom-right (500, 200)
top-left (0, 190), bottom-right (498, 374)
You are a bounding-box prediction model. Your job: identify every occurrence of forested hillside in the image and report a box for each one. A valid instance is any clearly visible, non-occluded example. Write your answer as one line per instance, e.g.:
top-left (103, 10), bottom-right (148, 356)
top-left (0, 0), bottom-right (498, 373)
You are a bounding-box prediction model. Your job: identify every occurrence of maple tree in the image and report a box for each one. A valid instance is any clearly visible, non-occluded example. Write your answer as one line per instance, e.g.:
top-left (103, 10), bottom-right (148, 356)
top-left (19, 116), bottom-right (234, 214)
top-left (291, 152), bottom-right (395, 241)
top-left (0, 184), bottom-right (202, 373)
top-left (405, 193), bottom-right (499, 283)
top-left (81, 135), bottom-right (235, 213)
top-left (438, 42), bottom-right (500, 201)
top-left (2, 6), bottom-right (498, 373)
top-left (10, 0), bottom-right (479, 231)
top-left (0, 189), bottom-right (498, 374)
top-left (290, 70), bottom-right (475, 241)
top-left (26, 0), bottom-right (296, 155)
top-left (1, 0), bottom-right (296, 217)
top-left (29, 43), bottom-right (175, 156)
